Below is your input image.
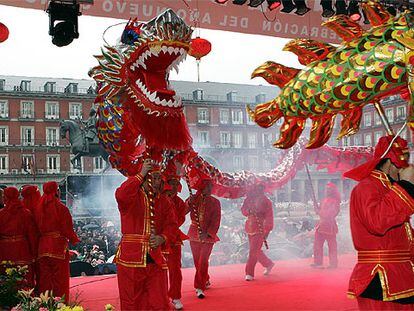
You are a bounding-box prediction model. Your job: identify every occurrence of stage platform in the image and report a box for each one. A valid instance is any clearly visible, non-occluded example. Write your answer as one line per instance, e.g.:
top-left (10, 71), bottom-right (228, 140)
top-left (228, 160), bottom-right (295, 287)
top-left (70, 254), bottom-right (358, 310)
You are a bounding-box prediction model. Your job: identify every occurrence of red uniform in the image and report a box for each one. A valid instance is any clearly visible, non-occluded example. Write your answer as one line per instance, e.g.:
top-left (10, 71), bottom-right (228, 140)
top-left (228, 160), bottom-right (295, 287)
top-left (21, 185), bottom-right (41, 213)
top-left (0, 187), bottom-right (38, 288)
top-left (115, 175), bottom-right (178, 310)
top-left (34, 182), bottom-right (79, 302)
top-left (344, 136), bottom-right (414, 309)
top-left (241, 193), bottom-right (274, 277)
top-left (167, 194), bottom-right (188, 301)
top-left (187, 193), bottom-right (221, 291)
top-left (313, 183), bottom-right (340, 267)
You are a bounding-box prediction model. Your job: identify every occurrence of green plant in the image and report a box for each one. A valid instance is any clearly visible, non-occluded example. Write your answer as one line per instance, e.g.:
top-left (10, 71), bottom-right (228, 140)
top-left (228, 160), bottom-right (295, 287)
top-left (0, 261), bottom-right (29, 308)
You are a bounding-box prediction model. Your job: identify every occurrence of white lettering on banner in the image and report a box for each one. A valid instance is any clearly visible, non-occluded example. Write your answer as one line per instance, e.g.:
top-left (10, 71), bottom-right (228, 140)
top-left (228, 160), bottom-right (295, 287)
top-left (321, 28), bottom-right (329, 38)
top-left (116, 1), bottom-right (127, 14)
top-left (262, 21), bottom-right (271, 32)
top-left (311, 27), bottom-right (319, 38)
top-left (290, 24), bottom-right (298, 35)
top-left (25, 0), bottom-right (47, 4)
top-left (190, 10), bottom-right (200, 23)
top-left (301, 26), bottom-right (308, 36)
top-left (130, 3), bottom-right (138, 15)
top-left (201, 13), bottom-right (211, 25)
top-left (102, 0), bottom-right (113, 13)
top-left (219, 16), bottom-right (249, 28)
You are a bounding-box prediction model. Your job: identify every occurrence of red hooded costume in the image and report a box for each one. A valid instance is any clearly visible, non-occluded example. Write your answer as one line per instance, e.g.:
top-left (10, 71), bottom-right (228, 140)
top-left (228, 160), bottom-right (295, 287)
top-left (115, 169), bottom-right (178, 310)
top-left (21, 185), bottom-right (41, 213)
top-left (313, 182), bottom-right (341, 267)
top-left (345, 135), bottom-right (414, 308)
top-left (34, 181), bottom-right (79, 302)
top-left (0, 187), bottom-right (38, 287)
top-left (186, 179), bottom-right (221, 292)
top-left (241, 185), bottom-right (274, 277)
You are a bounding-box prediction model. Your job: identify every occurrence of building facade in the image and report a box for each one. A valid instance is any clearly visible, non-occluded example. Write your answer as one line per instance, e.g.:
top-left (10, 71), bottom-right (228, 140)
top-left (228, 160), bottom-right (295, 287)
top-left (0, 75), bottom-right (410, 204)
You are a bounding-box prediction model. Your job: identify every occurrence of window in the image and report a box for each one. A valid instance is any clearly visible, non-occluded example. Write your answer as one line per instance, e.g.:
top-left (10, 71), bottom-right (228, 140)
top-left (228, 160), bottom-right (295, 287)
top-left (262, 133), bottom-right (272, 147)
top-left (69, 103), bottom-right (82, 120)
top-left (0, 79), bottom-right (5, 91)
top-left (46, 128), bottom-right (59, 146)
top-left (363, 112), bottom-right (372, 127)
top-left (219, 109), bottom-right (229, 124)
top-left (70, 155), bottom-right (83, 173)
top-left (374, 113), bottom-right (381, 125)
top-left (20, 80), bottom-right (31, 92)
top-left (94, 157), bottom-right (104, 172)
top-left (45, 102), bottom-right (59, 119)
top-left (364, 133), bottom-right (372, 146)
top-left (198, 131), bottom-right (209, 147)
top-left (21, 101), bottom-right (34, 118)
top-left (233, 156), bottom-right (243, 171)
top-left (197, 108), bottom-right (209, 124)
top-left (65, 83), bottom-right (78, 94)
top-left (21, 155), bottom-right (34, 174)
top-left (248, 156), bottom-right (259, 170)
top-left (248, 133), bottom-right (257, 149)
top-left (397, 106), bottom-right (406, 120)
top-left (232, 109), bottom-right (243, 125)
top-left (193, 89), bottom-right (203, 100)
top-left (255, 94), bottom-right (266, 104)
top-left (220, 132), bottom-right (231, 148)
top-left (47, 155), bottom-right (60, 173)
top-left (21, 126), bottom-right (34, 146)
top-left (354, 134), bottom-right (361, 146)
top-left (0, 126), bottom-right (8, 146)
top-left (227, 91), bottom-right (237, 102)
top-left (374, 131), bottom-right (382, 143)
top-left (342, 136), bottom-right (350, 147)
top-left (0, 155), bottom-right (8, 173)
top-left (44, 82), bottom-right (56, 93)
top-left (386, 108), bottom-right (394, 123)
top-left (247, 114), bottom-right (256, 125)
top-left (0, 100), bottom-right (8, 118)
top-left (233, 132), bottom-right (243, 148)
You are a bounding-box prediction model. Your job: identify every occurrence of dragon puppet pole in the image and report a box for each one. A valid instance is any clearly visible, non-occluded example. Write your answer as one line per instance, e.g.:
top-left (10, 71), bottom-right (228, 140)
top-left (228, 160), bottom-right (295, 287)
top-left (373, 101), bottom-right (395, 136)
top-left (304, 163), bottom-right (319, 214)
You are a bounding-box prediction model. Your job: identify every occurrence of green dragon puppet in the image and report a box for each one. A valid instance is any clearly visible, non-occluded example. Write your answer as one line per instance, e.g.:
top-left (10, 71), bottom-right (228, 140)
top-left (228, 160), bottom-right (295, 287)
top-left (248, 0), bottom-right (414, 149)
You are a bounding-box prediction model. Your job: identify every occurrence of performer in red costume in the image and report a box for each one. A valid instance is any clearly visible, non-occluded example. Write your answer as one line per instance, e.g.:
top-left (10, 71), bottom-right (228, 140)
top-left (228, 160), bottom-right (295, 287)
top-left (344, 135), bottom-right (414, 309)
top-left (115, 159), bottom-right (178, 310)
top-left (0, 187), bottom-right (38, 288)
top-left (187, 179), bottom-right (221, 299)
top-left (21, 185), bottom-right (41, 213)
top-left (241, 183), bottom-right (274, 281)
top-left (34, 181), bottom-right (79, 302)
top-left (164, 175), bottom-right (188, 310)
top-left (311, 182), bottom-right (340, 269)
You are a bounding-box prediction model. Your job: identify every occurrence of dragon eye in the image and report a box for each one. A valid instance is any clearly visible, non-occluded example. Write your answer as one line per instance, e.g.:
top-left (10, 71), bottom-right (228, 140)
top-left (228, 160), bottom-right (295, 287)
top-left (121, 29), bottom-right (140, 45)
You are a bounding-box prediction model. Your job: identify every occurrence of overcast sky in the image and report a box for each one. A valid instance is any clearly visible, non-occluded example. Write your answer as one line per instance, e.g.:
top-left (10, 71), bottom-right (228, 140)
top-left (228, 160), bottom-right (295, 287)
top-left (0, 4), bottom-right (302, 85)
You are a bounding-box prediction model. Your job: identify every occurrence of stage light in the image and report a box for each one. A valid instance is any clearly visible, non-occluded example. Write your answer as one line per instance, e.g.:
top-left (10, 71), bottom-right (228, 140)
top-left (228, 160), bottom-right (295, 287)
top-left (233, 0), bottom-right (248, 4)
top-left (335, 0), bottom-right (347, 15)
top-left (47, 0), bottom-right (80, 47)
top-left (215, 0), bottom-right (229, 3)
top-left (348, 0), bottom-right (361, 21)
top-left (267, 0), bottom-right (281, 10)
top-left (248, 0), bottom-right (265, 7)
top-left (280, 0), bottom-right (295, 13)
top-left (321, 0), bottom-right (335, 18)
top-left (294, 0), bottom-right (310, 16)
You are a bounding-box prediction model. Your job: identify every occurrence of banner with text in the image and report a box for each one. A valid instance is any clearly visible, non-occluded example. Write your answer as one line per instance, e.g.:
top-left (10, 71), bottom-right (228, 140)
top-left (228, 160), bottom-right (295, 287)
top-left (0, 0), bottom-right (342, 43)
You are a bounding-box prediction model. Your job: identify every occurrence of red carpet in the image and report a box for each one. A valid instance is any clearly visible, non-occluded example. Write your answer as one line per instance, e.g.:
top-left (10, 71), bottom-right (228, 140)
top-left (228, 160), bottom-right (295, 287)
top-left (70, 254), bottom-right (358, 310)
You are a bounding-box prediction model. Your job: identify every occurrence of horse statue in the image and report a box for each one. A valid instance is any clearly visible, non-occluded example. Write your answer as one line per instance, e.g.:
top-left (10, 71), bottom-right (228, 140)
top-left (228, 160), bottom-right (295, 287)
top-left (60, 119), bottom-right (109, 170)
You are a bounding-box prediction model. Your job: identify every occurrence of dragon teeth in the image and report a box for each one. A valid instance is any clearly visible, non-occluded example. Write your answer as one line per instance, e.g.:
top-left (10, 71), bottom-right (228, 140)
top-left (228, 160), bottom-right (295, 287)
top-left (167, 47), bottom-right (175, 54)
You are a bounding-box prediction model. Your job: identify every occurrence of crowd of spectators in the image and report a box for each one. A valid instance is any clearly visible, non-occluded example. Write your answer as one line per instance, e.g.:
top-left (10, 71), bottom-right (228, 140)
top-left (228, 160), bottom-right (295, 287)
top-left (69, 200), bottom-right (353, 274)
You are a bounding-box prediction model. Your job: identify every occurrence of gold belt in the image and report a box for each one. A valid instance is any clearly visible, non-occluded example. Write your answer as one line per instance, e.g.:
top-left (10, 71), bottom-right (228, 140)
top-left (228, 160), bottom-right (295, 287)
top-left (41, 231), bottom-right (61, 238)
top-left (358, 250), bottom-right (412, 263)
top-left (122, 234), bottom-right (149, 243)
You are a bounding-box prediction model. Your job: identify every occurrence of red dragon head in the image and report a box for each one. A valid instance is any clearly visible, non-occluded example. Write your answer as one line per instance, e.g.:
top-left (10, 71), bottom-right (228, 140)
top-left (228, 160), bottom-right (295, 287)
top-left (89, 10), bottom-right (193, 155)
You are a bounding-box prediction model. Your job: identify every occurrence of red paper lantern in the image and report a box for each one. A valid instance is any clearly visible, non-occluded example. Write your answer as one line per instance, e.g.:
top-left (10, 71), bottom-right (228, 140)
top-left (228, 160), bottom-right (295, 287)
top-left (0, 22), bottom-right (9, 43)
top-left (188, 37), bottom-right (211, 60)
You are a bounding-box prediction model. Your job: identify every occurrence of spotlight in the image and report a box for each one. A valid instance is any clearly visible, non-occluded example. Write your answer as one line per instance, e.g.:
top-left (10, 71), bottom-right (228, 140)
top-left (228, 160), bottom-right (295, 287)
top-left (215, 0), bottom-right (229, 3)
top-left (267, 0), bottom-right (281, 10)
top-left (294, 0), bottom-right (310, 16)
top-left (348, 0), bottom-right (361, 21)
top-left (335, 0), bottom-right (347, 15)
top-left (248, 0), bottom-right (265, 7)
top-left (321, 0), bottom-right (335, 18)
top-left (233, 0), bottom-right (248, 4)
top-left (47, 0), bottom-right (80, 47)
top-left (280, 0), bottom-right (295, 13)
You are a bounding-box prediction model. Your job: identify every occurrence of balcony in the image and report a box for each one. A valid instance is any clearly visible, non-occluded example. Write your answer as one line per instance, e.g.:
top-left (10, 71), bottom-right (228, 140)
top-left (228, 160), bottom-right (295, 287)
top-left (18, 112), bottom-right (35, 120)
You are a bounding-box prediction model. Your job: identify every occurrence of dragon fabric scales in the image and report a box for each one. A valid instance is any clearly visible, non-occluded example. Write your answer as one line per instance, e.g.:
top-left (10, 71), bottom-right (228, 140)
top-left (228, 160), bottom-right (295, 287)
top-left (248, 0), bottom-right (414, 149)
